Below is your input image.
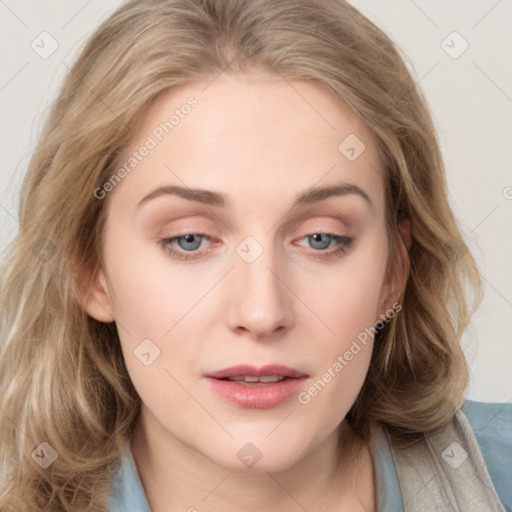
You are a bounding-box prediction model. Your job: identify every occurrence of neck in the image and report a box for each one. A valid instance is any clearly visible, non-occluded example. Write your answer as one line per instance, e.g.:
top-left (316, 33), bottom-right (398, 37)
top-left (130, 406), bottom-right (375, 512)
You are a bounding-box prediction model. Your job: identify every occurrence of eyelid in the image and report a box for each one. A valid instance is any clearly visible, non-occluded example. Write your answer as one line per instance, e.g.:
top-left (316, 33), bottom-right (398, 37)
top-left (156, 216), bottom-right (351, 242)
top-left (156, 223), bottom-right (215, 238)
top-left (292, 221), bottom-right (350, 240)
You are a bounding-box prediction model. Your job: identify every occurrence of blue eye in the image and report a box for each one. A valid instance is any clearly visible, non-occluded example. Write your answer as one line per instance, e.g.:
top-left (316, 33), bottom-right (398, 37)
top-left (308, 233), bottom-right (334, 250)
top-left (175, 234), bottom-right (203, 251)
top-left (299, 233), bottom-right (353, 259)
top-left (158, 232), bottom-right (353, 261)
top-left (158, 234), bottom-right (209, 259)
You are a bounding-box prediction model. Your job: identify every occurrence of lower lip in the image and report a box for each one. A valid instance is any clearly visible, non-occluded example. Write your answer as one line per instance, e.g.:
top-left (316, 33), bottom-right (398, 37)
top-left (205, 377), bottom-right (308, 409)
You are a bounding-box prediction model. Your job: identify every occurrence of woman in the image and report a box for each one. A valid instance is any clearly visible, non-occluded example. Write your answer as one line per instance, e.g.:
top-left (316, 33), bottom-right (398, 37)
top-left (0, 0), bottom-right (510, 510)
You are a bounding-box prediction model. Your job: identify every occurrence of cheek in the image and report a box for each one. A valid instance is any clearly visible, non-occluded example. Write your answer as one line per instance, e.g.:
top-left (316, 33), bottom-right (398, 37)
top-left (101, 230), bottom-right (210, 388)
top-left (103, 224), bottom-right (204, 333)
top-left (105, 255), bottom-right (204, 417)
top-left (295, 235), bottom-right (388, 403)
top-left (295, 279), bottom-right (380, 426)
top-left (300, 236), bottom-right (388, 341)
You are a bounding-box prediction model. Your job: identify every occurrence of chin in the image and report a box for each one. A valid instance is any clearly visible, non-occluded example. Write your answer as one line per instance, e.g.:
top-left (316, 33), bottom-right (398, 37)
top-left (222, 451), bottom-right (305, 474)
top-left (201, 431), bottom-right (311, 474)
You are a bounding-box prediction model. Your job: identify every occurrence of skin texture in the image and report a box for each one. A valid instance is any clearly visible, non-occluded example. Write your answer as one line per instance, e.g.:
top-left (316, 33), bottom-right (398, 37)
top-left (81, 73), bottom-right (407, 511)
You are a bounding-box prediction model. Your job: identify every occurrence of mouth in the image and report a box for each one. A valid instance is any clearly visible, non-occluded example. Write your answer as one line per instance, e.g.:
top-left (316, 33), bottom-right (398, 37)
top-left (204, 364), bottom-right (309, 408)
top-left (217, 375), bottom-right (289, 385)
top-left (206, 363), bottom-right (308, 380)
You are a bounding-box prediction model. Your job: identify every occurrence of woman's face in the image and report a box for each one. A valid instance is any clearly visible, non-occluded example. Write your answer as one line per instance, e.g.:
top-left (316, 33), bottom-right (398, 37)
top-left (85, 73), bottom-right (402, 472)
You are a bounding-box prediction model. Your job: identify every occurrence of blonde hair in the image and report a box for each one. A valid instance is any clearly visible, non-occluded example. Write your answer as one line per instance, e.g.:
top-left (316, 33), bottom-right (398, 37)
top-left (0, 0), bottom-right (481, 509)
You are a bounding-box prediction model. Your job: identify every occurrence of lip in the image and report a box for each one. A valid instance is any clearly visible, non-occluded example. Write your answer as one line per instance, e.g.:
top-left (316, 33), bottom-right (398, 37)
top-left (206, 364), bottom-right (308, 379)
top-left (205, 364), bottom-right (309, 409)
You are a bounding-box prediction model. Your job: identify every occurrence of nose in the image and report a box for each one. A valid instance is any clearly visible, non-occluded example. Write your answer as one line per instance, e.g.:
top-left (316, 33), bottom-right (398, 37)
top-left (225, 242), bottom-right (294, 339)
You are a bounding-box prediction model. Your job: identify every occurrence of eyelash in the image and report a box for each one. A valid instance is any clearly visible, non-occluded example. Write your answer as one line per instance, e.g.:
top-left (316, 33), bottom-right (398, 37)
top-left (157, 232), bottom-right (354, 261)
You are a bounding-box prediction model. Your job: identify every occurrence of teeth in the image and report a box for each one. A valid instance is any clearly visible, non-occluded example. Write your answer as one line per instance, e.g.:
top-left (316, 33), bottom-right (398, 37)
top-left (226, 375), bottom-right (286, 383)
top-left (259, 375), bottom-right (285, 383)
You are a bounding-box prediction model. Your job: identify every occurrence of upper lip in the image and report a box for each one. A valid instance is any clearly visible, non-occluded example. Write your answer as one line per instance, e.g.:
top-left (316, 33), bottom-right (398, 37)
top-left (206, 364), bottom-right (308, 379)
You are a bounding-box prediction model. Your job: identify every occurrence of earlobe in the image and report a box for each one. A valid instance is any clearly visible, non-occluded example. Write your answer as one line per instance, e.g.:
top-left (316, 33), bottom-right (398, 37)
top-left (73, 263), bottom-right (115, 323)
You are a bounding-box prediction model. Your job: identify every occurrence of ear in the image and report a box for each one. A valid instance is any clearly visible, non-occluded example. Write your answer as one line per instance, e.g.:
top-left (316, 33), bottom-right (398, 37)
top-left (376, 219), bottom-right (411, 321)
top-left (398, 218), bottom-right (412, 250)
top-left (73, 260), bottom-right (115, 323)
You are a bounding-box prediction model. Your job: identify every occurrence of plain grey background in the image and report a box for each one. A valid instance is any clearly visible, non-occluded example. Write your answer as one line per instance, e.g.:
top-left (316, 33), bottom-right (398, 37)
top-left (0, 1), bottom-right (511, 402)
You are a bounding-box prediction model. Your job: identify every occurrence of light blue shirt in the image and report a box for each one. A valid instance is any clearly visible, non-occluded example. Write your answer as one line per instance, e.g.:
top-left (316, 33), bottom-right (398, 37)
top-left (108, 400), bottom-right (512, 511)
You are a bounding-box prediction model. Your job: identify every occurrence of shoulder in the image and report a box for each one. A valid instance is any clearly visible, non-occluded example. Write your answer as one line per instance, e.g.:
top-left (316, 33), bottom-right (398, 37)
top-left (462, 399), bottom-right (512, 511)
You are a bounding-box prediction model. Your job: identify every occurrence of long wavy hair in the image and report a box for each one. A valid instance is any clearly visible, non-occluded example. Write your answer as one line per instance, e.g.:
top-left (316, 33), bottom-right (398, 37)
top-left (0, 0), bottom-right (482, 509)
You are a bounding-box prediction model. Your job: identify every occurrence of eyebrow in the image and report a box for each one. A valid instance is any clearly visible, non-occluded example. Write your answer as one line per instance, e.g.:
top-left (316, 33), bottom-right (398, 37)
top-left (137, 181), bottom-right (373, 211)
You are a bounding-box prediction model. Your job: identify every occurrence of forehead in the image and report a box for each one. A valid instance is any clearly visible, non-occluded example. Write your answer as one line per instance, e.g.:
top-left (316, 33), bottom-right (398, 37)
top-left (109, 72), bottom-right (386, 215)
